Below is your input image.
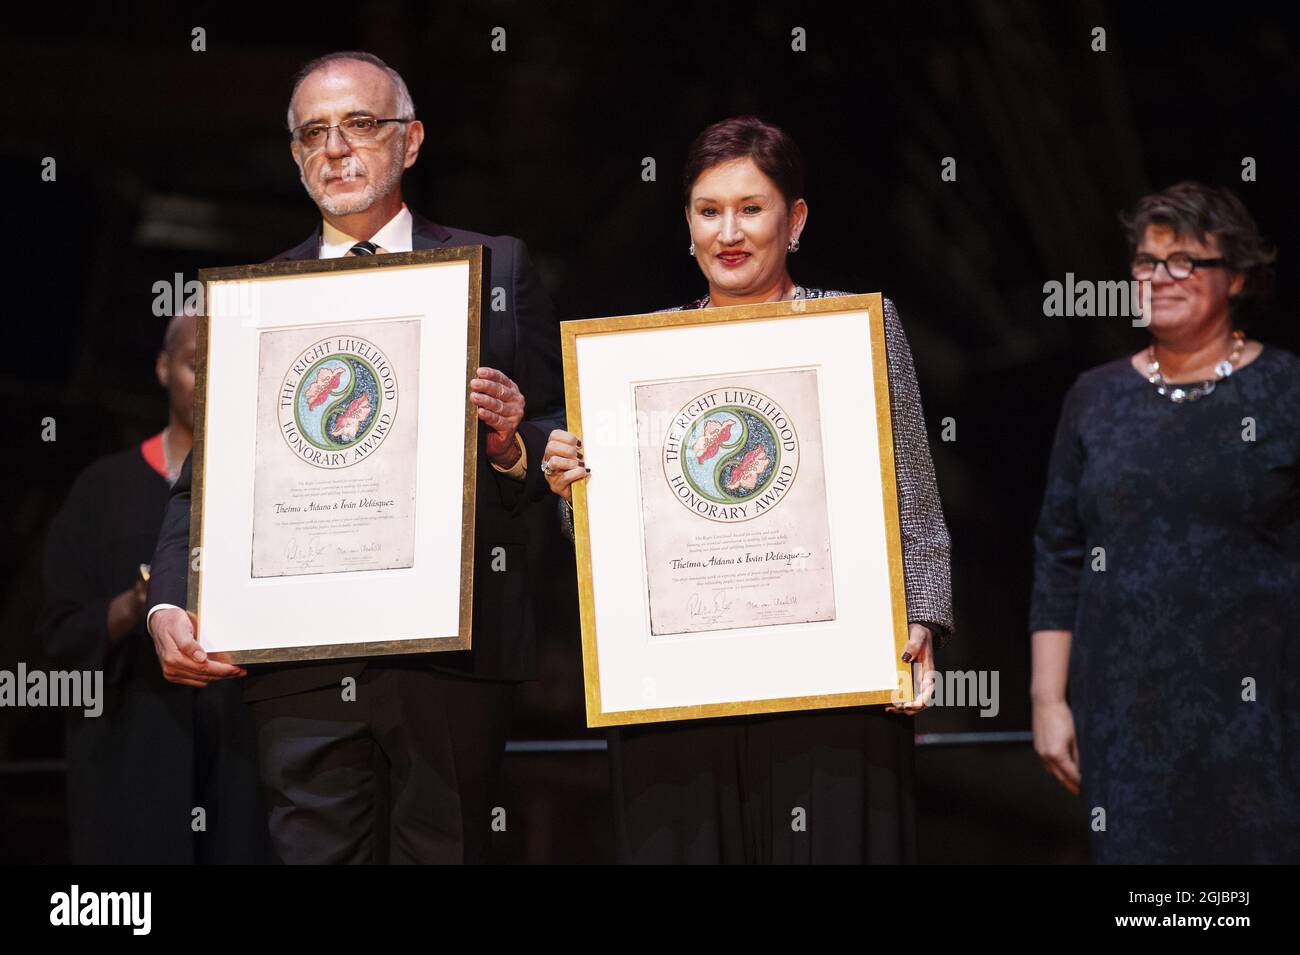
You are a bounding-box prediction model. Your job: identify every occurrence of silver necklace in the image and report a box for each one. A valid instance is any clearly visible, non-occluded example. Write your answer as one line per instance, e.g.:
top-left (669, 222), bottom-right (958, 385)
top-left (701, 283), bottom-right (803, 308)
top-left (1145, 330), bottom-right (1245, 403)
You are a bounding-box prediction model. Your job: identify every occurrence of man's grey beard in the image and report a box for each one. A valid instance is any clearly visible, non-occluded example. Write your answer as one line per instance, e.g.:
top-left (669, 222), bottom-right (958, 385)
top-left (299, 134), bottom-right (407, 217)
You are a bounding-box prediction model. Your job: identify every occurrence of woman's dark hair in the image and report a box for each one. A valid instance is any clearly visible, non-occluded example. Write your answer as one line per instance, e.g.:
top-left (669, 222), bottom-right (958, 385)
top-left (1121, 181), bottom-right (1276, 322)
top-left (681, 116), bottom-right (804, 208)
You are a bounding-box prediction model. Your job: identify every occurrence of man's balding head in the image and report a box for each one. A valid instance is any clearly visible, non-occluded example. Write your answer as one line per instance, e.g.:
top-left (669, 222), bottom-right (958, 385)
top-left (162, 309), bottom-right (197, 357)
top-left (286, 51), bottom-right (415, 132)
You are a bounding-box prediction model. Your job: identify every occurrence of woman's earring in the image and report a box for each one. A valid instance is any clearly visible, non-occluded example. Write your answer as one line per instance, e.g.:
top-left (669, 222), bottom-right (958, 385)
top-left (688, 242), bottom-right (696, 256)
top-left (788, 238), bottom-right (801, 253)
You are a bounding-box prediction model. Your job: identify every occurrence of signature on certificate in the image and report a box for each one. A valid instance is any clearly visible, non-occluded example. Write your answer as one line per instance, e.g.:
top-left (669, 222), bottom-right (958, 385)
top-left (687, 590), bottom-right (734, 624)
top-left (335, 541), bottom-right (383, 556)
top-left (284, 537), bottom-right (329, 567)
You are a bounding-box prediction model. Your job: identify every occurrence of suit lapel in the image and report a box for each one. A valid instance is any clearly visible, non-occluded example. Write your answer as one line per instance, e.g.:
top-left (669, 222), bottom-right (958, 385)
top-left (411, 211), bottom-right (453, 250)
top-left (278, 226), bottom-right (321, 262)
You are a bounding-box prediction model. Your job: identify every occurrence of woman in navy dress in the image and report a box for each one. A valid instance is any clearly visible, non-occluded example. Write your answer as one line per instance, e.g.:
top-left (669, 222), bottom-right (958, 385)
top-left (1030, 181), bottom-right (1300, 863)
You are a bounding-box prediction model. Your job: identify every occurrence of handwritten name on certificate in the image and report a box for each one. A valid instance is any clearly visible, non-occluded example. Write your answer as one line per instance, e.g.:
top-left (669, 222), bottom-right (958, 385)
top-left (250, 318), bottom-right (421, 578)
top-left (634, 368), bottom-right (836, 637)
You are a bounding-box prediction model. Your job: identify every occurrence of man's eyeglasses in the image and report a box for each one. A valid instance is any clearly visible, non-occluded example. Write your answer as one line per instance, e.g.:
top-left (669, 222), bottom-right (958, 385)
top-left (1130, 253), bottom-right (1226, 281)
top-left (292, 116), bottom-right (408, 149)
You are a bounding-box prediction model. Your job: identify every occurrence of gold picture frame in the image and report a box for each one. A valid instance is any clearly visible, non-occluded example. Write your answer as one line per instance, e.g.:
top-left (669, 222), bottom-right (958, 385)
top-left (563, 292), bottom-right (910, 726)
top-left (191, 246), bottom-right (485, 664)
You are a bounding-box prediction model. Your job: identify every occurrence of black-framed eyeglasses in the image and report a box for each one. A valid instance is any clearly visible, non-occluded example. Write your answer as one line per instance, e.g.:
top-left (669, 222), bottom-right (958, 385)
top-left (291, 116), bottom-right (408, 149)
top-left (1130, 252), bottom-right (1226, 281)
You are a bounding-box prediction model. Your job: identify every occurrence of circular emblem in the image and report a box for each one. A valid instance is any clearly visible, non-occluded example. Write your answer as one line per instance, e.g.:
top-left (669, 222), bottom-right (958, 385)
top-left (279, 336), bottom-right (397, 468)
top-left (663, 387), bottom-right (799, 522)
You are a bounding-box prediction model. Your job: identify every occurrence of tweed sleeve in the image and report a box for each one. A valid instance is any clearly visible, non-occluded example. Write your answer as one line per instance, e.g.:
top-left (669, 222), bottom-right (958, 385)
top-left (558, 495), bottom-right (575, 543)
top-left (880, 297), bottom-right (954, 644)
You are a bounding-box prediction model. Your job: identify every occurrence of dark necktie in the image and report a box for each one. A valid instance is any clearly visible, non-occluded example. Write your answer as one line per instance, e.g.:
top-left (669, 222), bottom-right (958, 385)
top-left (348, 241), bottom-right (379, 255)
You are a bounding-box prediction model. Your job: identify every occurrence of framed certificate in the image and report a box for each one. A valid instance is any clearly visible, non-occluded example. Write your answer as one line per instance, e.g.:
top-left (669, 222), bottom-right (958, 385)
top-left (563, 293), bottom-right (911, 726)
top-left (190, 246), bottom-right (485, 663)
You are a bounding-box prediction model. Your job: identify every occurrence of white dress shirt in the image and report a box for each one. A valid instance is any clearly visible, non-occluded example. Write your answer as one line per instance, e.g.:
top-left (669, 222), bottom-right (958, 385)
top-left (319, 203), bottom-right (414, 257)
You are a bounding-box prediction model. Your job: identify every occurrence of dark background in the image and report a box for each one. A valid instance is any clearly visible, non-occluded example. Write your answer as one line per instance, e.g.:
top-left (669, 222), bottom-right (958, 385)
top-left (3, 0), bottom-right (1297, 863)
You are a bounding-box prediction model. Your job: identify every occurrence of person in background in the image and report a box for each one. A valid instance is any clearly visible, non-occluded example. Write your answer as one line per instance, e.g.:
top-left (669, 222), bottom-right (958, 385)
top-left (38, 309), bottom-right (274, 863)
top-left (1030, 181), bottom-right (1300, 863)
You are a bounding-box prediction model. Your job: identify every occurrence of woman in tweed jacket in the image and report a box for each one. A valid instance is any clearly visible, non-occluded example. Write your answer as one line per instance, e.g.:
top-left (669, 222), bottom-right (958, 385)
top-left (545, 116), bottom-right (952, 863)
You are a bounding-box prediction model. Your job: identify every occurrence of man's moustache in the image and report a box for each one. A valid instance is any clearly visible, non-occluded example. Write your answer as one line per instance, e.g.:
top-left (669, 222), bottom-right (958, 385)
top-left (321, 165), bottom-right (366, 182)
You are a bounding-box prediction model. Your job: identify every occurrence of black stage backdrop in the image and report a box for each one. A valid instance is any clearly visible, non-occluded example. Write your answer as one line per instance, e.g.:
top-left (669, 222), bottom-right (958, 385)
top-left (3, 1), bottom-right (1298, 863)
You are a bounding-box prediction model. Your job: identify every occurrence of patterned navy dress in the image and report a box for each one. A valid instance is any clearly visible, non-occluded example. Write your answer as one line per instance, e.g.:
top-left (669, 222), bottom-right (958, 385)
top-left (1030, 346), bottom-right (1300, 863)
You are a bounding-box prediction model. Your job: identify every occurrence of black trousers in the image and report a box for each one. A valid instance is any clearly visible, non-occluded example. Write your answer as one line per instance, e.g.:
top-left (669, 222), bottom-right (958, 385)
top-left (247, 666), bottom-right (515, 864)
top-left (609, 707), bottom-right (917, 864)
top-left (193, 681), bottom-right (279, 864)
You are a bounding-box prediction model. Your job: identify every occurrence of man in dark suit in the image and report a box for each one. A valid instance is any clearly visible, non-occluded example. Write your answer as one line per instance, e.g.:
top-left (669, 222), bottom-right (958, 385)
top-left (146, 50), bottom-right (563, 863)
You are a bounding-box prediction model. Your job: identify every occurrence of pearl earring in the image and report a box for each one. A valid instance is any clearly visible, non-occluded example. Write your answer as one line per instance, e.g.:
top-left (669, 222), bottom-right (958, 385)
top-left (788, 238), bottom-right (800, 253)
top-left (688, 242), bottom-right (696, 256)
